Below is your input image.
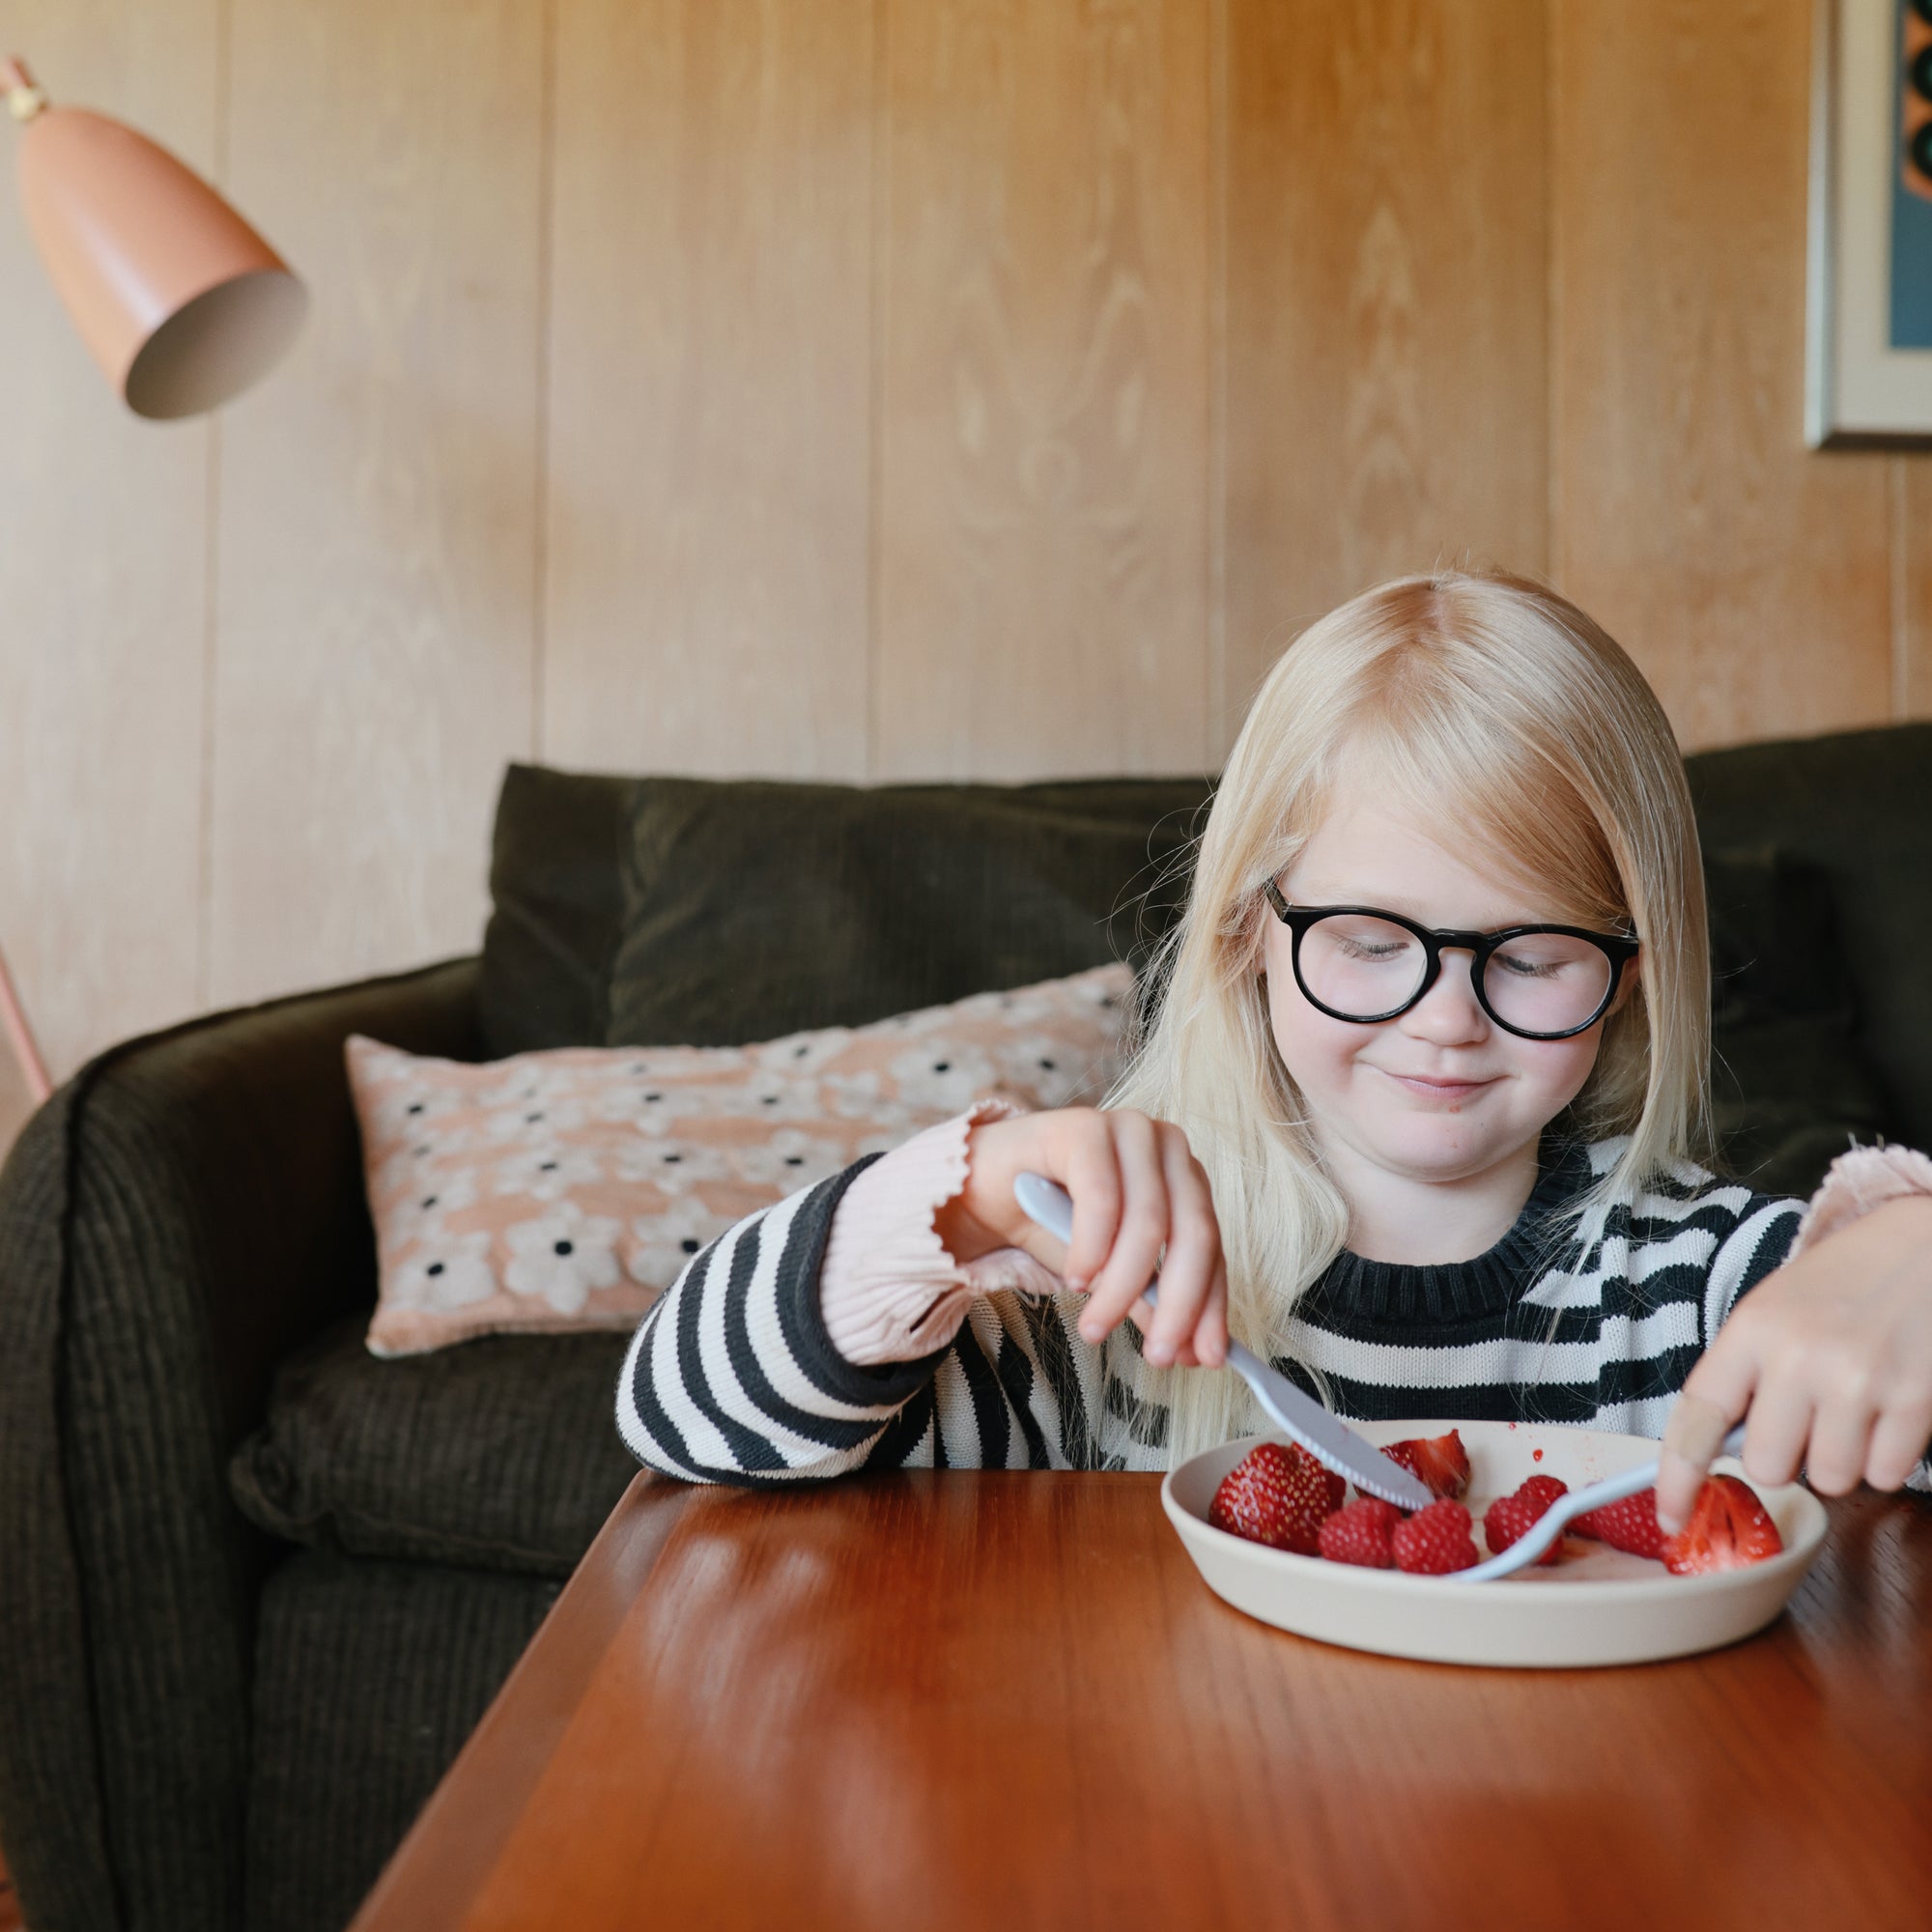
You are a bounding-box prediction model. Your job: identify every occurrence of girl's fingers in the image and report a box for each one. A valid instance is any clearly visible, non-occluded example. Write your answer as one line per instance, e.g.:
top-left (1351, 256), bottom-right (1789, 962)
top-left (1801, 1382), bottom-right (1881, 1496)
top-left (1144, 1128), bottom-right (1221, 1367)
top-left (1659, 1359), bottom-right (1757, 1532)
top-left (1077, 1113), bottom-right (1169, 1345)
top-left (1739, 1379), bottom-right (1815, 1494)
top-left (1866, 1399), bottom-right (1932, 1492)
top-left (1057, 1122), bottom-right (1123, 1292)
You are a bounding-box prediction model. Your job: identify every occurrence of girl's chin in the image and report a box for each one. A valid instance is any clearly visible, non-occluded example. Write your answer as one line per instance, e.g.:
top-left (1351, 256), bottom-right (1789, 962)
top-left (1355, 1120), bottom-right (1531, 1181)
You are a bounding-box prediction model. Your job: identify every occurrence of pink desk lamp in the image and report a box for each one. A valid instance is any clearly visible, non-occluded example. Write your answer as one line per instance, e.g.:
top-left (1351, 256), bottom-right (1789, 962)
top-left (1, 54), bottom-right (306, 1109)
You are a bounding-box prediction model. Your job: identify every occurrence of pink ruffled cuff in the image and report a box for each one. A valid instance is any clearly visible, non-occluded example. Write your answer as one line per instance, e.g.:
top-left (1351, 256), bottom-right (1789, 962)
top-left (819, 1098), bottom-right (1065, 1367)
top-left (1790, 1142), bottom-right (1932, 1259)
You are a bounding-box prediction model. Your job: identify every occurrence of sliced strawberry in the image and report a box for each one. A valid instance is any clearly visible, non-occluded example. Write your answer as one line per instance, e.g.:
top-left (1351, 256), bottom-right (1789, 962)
top-left (1390, 1499), bottom-right (1480, 1574)
top-left (1318, 1496), bottom-right (1400, 1568)
top-left (1208, 1442), bottom-right (1336, 1555)
top-left (1483, 1476), bottom-right (1571, 1565)
top-left (1382, 1429), bottom-right (1471, 1501)
top-left (1661, 1474), bottom-right (1784, 1576)
top-left (1570, 1488), bottom-right (1666, 1560)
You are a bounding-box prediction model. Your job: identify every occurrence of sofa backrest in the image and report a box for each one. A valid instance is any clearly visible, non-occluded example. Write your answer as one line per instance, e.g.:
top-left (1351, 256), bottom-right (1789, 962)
top-left (1685, 724), bottom-right (1932, 1149)
top-left (480, 725), bottom-right (1932, 1167)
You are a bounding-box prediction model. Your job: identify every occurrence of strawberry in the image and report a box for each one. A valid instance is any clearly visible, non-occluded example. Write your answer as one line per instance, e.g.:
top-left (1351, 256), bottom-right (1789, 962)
top-left (1483, 1475), bottom-right (1571, 1565)
top-left (1570, 1488), bottom-right (1666, 1560)
top-left (1382, 1429), bottom-right (1471, 1501)
top-left (1318, 1496), bottom-right (1401, 1568)
top-left (1516, 1473), bottom-right (1569, 1511)
top-left (1390, 1499), bottom-right (1480, 1574)
top-left (1661, 1474), bottom-right (1784, 1576)
top-left (1208, 1442), bottom-right (1336, 1555)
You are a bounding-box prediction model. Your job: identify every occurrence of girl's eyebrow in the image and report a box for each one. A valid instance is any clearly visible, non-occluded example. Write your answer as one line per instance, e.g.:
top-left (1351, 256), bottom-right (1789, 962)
top-left (1284, 885), bottom-right (1554, 930)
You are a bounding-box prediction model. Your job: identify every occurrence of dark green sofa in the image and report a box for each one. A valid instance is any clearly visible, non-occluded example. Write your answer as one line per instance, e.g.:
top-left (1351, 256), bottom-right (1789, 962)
top-left (1, 728), bottom-right (1926, 1932)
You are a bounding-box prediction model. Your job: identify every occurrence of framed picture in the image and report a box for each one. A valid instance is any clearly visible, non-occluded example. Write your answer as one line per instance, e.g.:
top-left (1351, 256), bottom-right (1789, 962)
top-left (1807, 0), bottom-right (1932, 445)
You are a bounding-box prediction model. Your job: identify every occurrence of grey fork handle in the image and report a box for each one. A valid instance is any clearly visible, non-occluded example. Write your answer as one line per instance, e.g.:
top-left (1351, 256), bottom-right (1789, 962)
top-left (1451, 1422), bottom-right (1750, 1582)
top-left (1009, 1171), bottom-right (1436, 1511)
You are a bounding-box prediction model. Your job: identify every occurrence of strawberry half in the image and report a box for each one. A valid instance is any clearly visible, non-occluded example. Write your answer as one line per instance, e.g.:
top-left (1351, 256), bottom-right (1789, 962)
top-left (1483, 1476), bottom-right (1570, 1565)
top-left (1570, 1488), bottom-right (1666, 1560)
top-left (1661, 1474), bottom-right (1784, 1576)
top-left (1382, 1429), bottom-right (1471, 1501)
top-left (1318, 1496), bottom-right (1401, 1568)
top-left (1390, 1499), bottom-right (1480, 1574)
top-left (1208, 1442), bottom-right (1337, 1555)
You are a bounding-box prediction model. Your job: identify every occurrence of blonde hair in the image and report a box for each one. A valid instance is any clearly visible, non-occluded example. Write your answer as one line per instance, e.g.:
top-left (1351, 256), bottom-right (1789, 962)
top-left (1106, 567), bottom-right (1711, 1464)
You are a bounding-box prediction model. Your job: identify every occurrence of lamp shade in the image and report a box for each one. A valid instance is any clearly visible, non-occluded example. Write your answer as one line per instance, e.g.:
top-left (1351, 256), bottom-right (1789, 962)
top-left (5, 55), bottom-right (305, 418)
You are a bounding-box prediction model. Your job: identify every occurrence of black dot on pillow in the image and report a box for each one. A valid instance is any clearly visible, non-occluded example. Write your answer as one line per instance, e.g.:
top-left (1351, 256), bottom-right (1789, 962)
top-left (413, 1145), bottom-right (430, 1157)
top-left (663, 1152), bottom-right (682, 1164)
top-left (1038, 1058), bottom-right (1055, 1069)
top-left (426, 1262), bottom-right (445, 1278)
top-left (681, 1237), bottom-right (700, 1253)
top-left (794, 1044), bottom-right (810, 1058)
top-left (932, 1061), bottom-right (950, 1072)
top-left (784, 1155), bottom-right (803, 1166)
top-left (420, 1196), bottom-right (437, 1209)
top-left (761, 1095), bottom-right (779, 1106)
top-left (554, 1239), bottom-right (574, 1257)
top-left (526, 1111), bottom-right (544, 1123)
top-left (406, 1102), bottom-right (425, 1115)
top-left (644, 1093), bottom-right (662, 1103)
top-left (539, 1160), bottom-right (557, 1172)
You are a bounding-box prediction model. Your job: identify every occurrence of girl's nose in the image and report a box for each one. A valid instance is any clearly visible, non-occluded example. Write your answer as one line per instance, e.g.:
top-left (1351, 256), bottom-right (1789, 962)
top-left (1400, 949), bottom-right (1490, 1044)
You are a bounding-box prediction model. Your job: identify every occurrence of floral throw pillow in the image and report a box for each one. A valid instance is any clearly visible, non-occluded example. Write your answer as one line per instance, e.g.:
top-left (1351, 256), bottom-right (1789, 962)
top-left (349, 962), bottom-right (1133, 1356)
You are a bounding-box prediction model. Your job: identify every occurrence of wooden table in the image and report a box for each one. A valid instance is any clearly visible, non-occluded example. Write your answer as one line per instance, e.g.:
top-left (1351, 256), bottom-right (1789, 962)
top-left (354, 1473), bottom-right (1932, 1931)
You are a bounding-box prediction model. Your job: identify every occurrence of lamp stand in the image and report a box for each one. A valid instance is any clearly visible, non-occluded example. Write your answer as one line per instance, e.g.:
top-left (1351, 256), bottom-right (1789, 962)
top-left (0, 936), bottom-right (50, 1104)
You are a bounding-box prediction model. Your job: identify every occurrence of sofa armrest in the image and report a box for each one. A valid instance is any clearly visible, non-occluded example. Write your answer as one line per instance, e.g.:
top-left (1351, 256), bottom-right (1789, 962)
top-left (0, 956), bottom-right (482, 1932)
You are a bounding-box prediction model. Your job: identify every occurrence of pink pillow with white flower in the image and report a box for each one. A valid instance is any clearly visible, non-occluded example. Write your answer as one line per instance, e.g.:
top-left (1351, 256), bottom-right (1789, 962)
top-left (349, 963), bottom-right (1132, 1356)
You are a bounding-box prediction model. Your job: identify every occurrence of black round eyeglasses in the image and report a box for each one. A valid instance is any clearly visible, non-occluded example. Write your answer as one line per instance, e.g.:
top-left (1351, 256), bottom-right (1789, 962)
top-left (1263, 881), bottom-right (1640, 1042)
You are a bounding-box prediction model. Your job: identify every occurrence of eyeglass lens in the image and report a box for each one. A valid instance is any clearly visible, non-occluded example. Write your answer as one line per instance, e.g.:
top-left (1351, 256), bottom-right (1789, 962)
top-left (1296, 913), bottom-right (1613, 1035)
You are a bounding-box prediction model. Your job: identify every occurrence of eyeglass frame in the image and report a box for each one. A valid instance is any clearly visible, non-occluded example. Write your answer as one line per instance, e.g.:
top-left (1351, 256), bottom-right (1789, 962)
top-left (1261, 881), bottom-right (1641, 1042)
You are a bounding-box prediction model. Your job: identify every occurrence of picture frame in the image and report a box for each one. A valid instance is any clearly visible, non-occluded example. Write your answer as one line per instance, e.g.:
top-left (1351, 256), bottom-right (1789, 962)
top-left (1807, 0), bottom-right (1932, 446)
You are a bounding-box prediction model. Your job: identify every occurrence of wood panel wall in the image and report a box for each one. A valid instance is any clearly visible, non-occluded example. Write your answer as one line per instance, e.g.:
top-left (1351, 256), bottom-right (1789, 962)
top-left (1, 0), bottom-right (1927, 1119)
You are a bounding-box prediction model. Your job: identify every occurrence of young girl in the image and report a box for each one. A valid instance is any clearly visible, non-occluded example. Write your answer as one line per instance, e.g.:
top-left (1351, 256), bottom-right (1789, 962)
top-left (616, 569), bottom-right (1932, 1534)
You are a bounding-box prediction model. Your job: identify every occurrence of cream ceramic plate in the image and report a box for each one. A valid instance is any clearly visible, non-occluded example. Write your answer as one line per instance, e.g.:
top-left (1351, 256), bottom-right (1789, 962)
top-left (1162, 1419), bottom-right (1829, 1668)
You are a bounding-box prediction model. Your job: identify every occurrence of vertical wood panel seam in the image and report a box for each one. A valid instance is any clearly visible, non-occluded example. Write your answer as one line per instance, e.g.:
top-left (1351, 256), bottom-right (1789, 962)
top-left (1207, 0), bottom-right (1228, 763)
top-left (1544, 0), bottom-right (1563, 592)
top-left (1891, 455), bottom-right (1909, 718)
top-left (196, 0), bottom-right (235, 1009)
top-left (865, 0), bottom-right (888, 784)
top-left (531, 0), bottom-right (558, 764)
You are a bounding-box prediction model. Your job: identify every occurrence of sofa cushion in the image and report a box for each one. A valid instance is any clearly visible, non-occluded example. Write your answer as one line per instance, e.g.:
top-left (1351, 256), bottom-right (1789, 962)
top-left (608, 774), bottom-right (1214, 1046)
top-left (229, 1321), bottom-right (638, 1577)
top-left (1686, 724), bottom-right (1932, 1150)
top-left (348, 963), bottom-right (1131, 1358)
top-left (479, 764), bottom-right (637, 1057)
top-left (1704, 843), bottom-right (1894, 1196)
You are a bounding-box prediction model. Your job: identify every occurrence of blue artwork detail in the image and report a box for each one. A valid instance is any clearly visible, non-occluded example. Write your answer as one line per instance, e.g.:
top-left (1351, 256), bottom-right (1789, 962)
top-left (1893, 0), bottom-right (1932, 346)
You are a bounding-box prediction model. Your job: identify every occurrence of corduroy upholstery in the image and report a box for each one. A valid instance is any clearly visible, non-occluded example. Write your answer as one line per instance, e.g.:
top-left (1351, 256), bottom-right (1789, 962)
top-left (229, 1321), bottom-right (636, 1577)
top-left (244, 1552), bottom-right (559, 1932)
top-left (0, 959), bottom-right (481, 1932)
top-left (0, 729), bottom-right (1927, 1932)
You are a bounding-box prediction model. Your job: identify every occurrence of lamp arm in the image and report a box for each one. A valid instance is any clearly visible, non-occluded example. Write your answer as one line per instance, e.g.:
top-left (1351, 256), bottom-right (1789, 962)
top-left (0, 937), bottom-right (51, 1105)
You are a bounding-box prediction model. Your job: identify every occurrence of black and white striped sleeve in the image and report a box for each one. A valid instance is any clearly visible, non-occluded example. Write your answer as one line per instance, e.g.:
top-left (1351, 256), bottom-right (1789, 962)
top-left (615, 1157), bottom-right (953, 1486)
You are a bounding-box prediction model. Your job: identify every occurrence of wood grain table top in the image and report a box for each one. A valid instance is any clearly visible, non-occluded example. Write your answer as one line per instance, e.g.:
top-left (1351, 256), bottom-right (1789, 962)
top-left (353, 1472), bottom-right (1932, 1932)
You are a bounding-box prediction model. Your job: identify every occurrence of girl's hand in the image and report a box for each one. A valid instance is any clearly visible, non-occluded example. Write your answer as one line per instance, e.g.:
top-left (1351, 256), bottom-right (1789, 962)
top-left (1657, 1195), bottom-right (1932, 1533)
top-left (931, 1108), bottom-right (1229, 1370)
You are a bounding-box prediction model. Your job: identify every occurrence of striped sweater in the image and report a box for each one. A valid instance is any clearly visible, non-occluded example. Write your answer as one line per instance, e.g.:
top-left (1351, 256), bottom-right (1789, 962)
top-left (614, 1133), bottom-right (1813, 1484)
